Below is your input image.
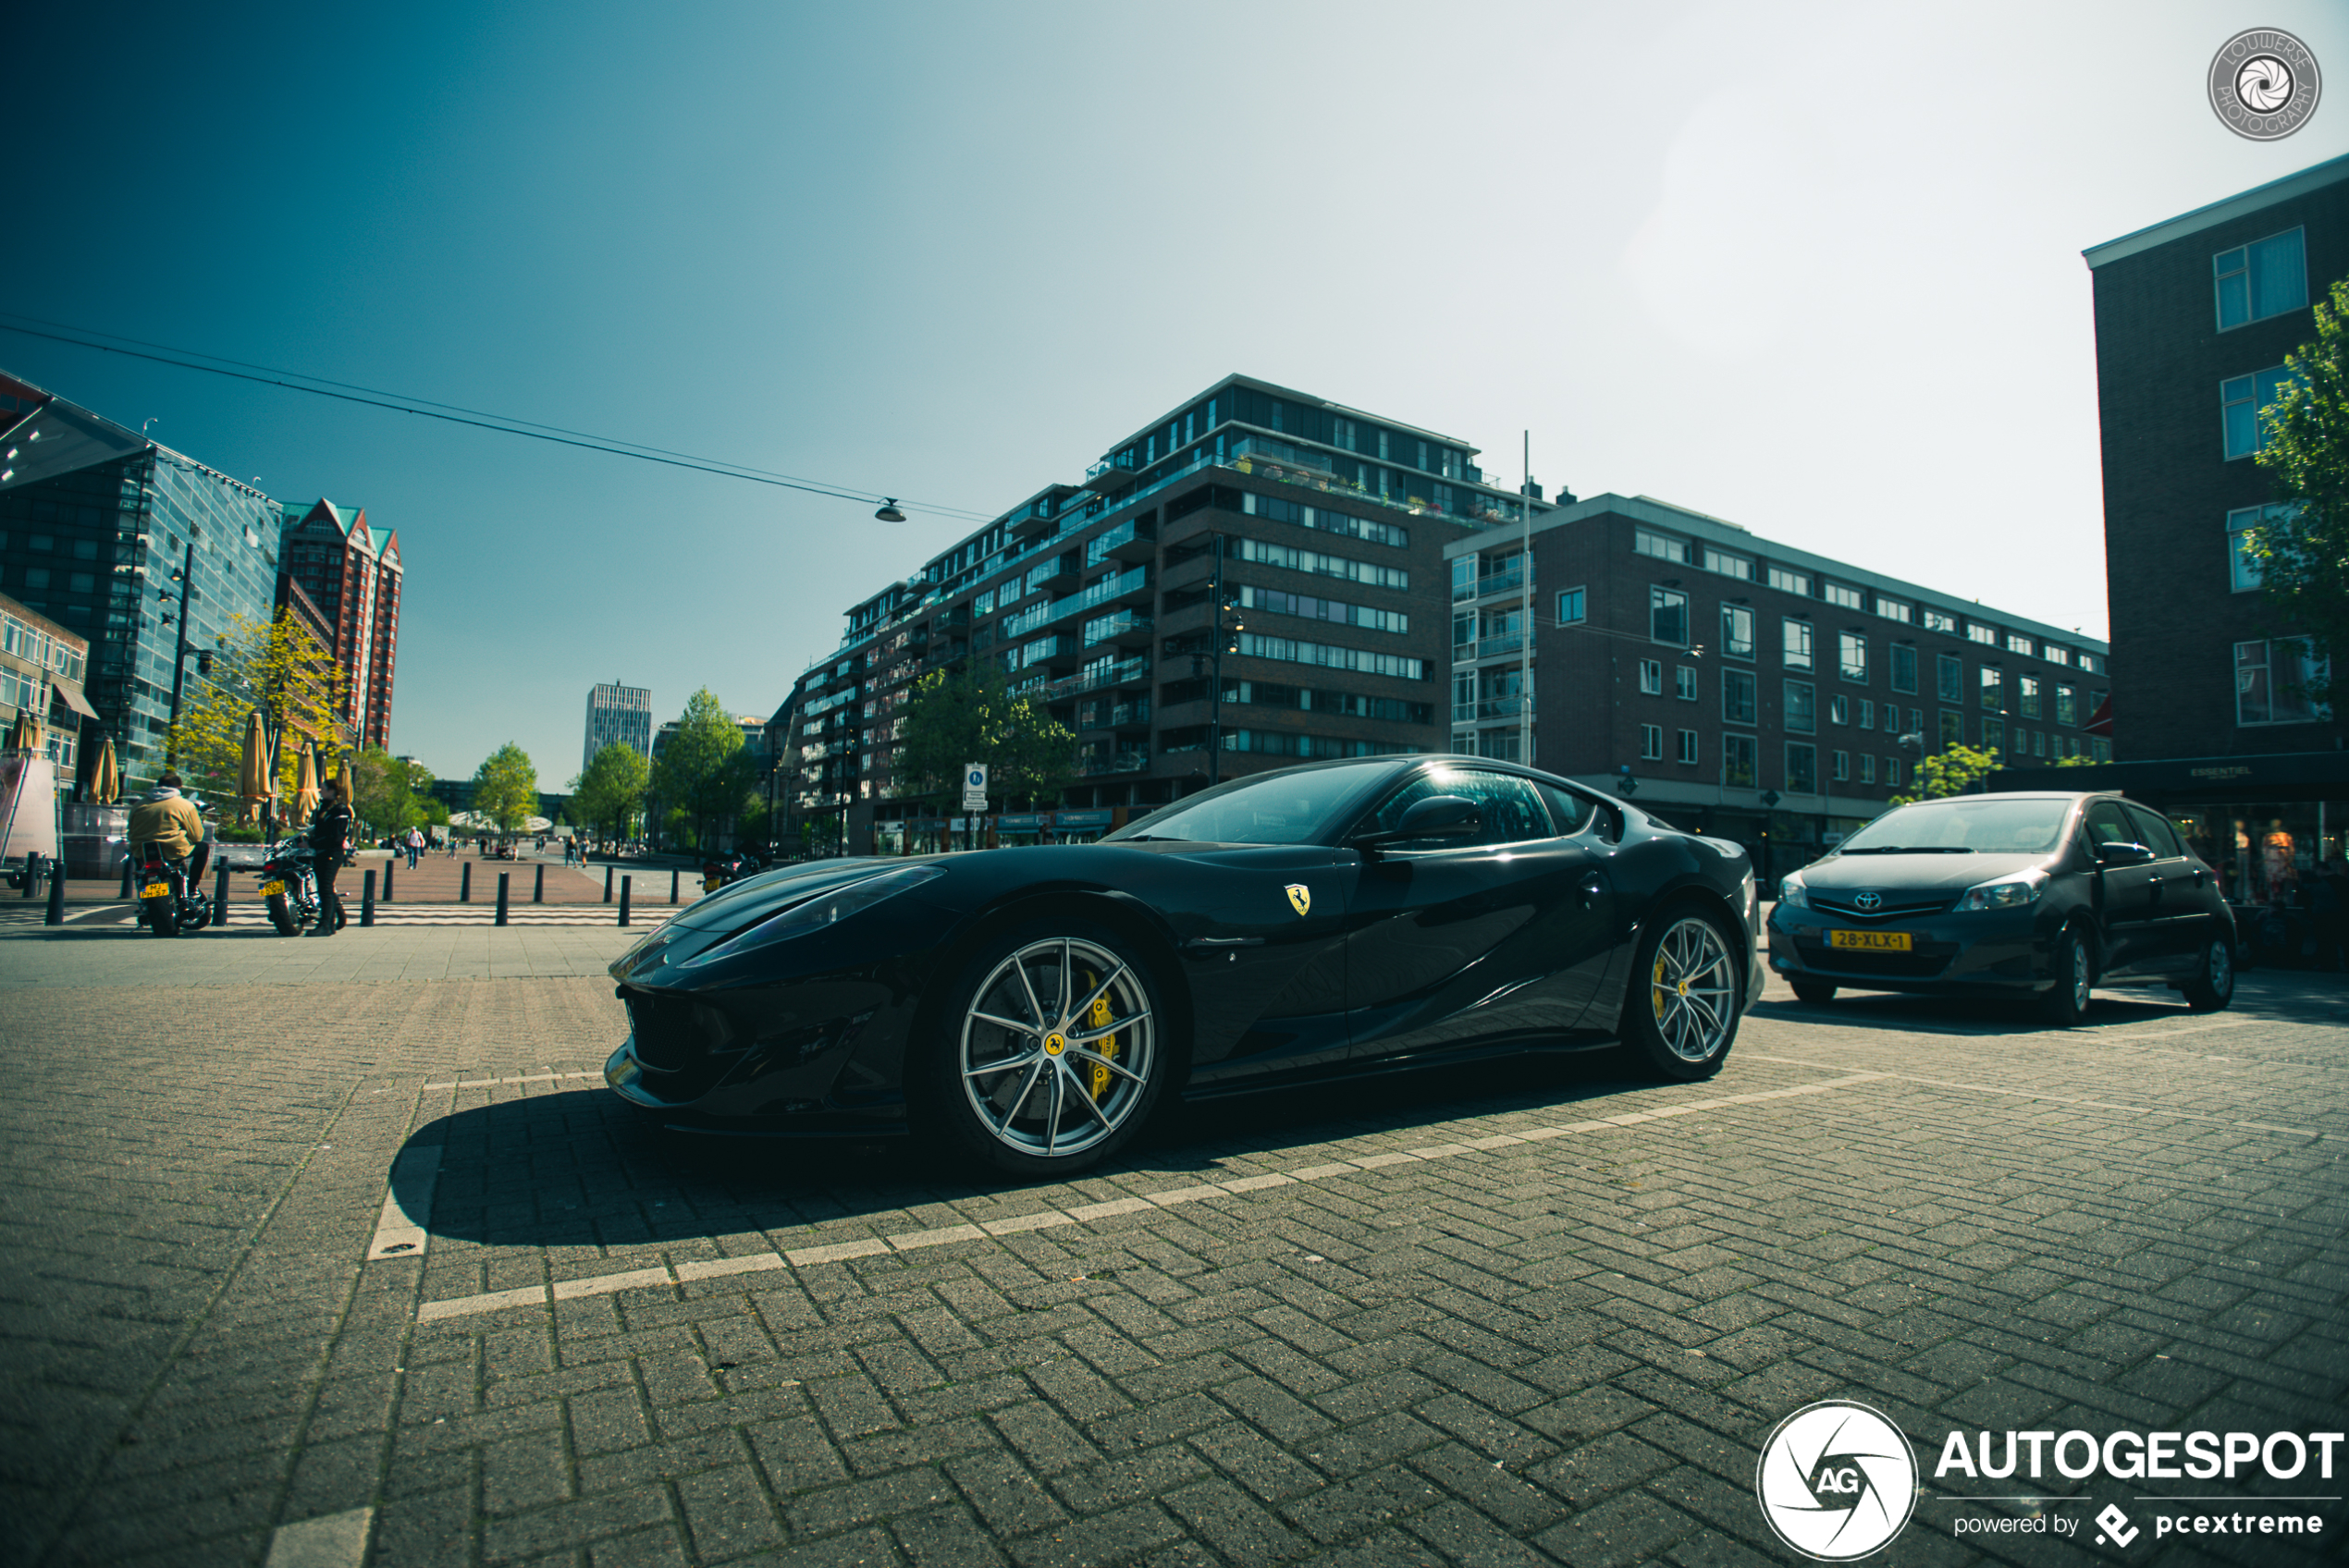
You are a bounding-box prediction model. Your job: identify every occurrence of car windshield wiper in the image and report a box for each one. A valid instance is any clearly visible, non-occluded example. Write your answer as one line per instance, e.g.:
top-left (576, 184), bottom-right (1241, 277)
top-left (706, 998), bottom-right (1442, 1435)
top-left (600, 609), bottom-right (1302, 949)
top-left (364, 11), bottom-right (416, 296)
top-left (1839, 845), bottom-right (1974, 854)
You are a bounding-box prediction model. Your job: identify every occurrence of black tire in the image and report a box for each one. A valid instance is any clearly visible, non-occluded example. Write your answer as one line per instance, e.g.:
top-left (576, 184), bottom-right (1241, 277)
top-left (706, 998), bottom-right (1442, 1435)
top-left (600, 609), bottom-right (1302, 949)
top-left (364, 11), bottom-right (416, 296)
top-left (1789, 979), bottom-right (1838, 1005)
top-left (265, 892), bottom-right (300, 936)
top-left (144, 897), bottom-right (178, 938)
top-left (2181, 929), bottom-right (2235, 1013)
top-left (917, 919), bottom-right (1173, 1178)
top-left (2039, 925), bottom-right (2091, 1025)
top-left (1625, 906), bottom-right (1743, 1081)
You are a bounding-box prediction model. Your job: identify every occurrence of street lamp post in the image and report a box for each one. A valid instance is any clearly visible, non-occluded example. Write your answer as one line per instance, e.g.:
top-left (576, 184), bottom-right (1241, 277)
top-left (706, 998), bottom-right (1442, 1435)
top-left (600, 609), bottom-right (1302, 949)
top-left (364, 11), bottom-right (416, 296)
top-left (160, 541), bottom-right (197, 766)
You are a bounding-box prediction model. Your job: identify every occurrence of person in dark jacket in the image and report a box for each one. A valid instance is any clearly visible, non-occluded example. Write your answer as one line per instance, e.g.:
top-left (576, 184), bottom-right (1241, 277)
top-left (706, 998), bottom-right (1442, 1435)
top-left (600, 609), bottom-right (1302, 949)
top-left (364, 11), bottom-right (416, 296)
top-left (310, 778), bottom-right (353, 935)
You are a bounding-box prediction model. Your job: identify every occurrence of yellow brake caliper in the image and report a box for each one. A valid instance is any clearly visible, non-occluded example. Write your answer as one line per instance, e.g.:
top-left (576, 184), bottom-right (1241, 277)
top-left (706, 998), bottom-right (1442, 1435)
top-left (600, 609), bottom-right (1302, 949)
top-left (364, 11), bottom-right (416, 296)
top-left (1652, 952), bottom-right (1668, 1021)
top-left (1088, 991), bottom-right (1116, 1097)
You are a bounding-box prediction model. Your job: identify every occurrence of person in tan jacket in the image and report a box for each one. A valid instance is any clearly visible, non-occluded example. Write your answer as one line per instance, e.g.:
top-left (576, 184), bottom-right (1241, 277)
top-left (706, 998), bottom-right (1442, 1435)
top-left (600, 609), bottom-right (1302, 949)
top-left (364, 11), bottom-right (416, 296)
top-left (128, 771), bottom-right (210, 886)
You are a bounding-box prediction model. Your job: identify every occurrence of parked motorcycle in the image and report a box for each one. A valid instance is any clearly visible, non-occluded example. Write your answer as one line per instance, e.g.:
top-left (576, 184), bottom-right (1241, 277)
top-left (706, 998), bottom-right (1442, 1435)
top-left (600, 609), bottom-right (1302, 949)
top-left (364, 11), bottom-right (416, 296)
top-left (254, 843), bottom-right (324, 936)
top-left (133, 845), bottom-right (214, 937)
top-left (701, 850), bottom-right (763, 893)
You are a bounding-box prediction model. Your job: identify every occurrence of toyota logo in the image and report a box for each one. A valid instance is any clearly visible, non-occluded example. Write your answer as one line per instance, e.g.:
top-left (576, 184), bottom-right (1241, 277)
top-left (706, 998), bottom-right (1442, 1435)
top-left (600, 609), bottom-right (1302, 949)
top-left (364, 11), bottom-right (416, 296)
top-left (1853, 892), bottom-right (1882, 912)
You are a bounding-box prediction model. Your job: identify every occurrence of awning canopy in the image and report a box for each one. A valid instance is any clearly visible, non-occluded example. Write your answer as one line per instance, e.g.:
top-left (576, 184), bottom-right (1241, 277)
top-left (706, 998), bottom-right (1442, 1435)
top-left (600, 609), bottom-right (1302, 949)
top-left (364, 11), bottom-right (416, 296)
top-left (50, 677), bottom-right (97, 720)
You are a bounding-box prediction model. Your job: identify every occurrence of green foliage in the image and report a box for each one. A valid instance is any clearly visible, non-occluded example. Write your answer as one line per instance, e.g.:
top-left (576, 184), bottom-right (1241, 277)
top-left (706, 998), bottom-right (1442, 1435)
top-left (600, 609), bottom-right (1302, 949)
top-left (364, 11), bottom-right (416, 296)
top-left (1888, 742), bottom-right (2002, 808)
top-left (569, 741), bottom-right (649, 851)
top-left (2053, 751), bottom-right (2097, 769)
top-left (164, 609), bottom-right (351, 805)
top-left (348, 744), bottom-right (426, 835)
top-left (471, 742), bottom-right (539, 838)
top-left (650, 689), bottom-right (754, 853)
top-left (2249, 273), bottom-right (2349, 710)
top-left (895, 659), bottom-right (1076, 807)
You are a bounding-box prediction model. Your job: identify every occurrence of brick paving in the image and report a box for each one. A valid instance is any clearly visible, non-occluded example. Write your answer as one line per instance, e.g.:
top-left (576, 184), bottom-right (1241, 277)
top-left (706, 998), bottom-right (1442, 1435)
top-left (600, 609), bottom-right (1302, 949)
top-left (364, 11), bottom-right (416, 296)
top-left (0, 944), bottom-right (2342, 1567)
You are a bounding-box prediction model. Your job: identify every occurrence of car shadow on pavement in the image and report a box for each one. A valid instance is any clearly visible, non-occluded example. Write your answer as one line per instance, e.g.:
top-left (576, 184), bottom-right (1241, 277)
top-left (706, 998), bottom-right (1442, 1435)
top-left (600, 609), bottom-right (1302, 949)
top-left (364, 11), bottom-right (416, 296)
top-left (393, 1044), bottom-right (1670, 1253)
top-left (1750, 967), bottom-right (2340, 1034)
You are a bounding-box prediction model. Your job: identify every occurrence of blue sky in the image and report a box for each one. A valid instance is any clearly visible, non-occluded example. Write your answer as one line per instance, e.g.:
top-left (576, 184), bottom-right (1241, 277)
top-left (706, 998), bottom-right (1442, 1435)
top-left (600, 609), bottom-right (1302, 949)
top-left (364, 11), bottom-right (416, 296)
top-left (4, 2), bottom-right (2343, 783)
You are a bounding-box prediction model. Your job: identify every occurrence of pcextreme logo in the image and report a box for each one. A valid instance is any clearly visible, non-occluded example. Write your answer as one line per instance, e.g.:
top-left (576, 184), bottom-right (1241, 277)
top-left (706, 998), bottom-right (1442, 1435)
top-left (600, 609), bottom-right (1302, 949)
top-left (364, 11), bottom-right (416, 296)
top-left (1755, 1402), bottom-right (1918, 1561)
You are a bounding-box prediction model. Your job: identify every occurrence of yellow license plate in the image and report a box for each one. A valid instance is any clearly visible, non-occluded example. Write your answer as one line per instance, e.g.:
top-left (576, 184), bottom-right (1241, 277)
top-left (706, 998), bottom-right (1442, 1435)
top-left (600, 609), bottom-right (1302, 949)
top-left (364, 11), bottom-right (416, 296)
top-left (704, 876), bottom-right (721, 891)
top-left (260, 880), bottom-right (286, 896)
top-left (141, 883), bottom-right (171, 899)
top-left (1829, 929), bottom-right (1912, 951)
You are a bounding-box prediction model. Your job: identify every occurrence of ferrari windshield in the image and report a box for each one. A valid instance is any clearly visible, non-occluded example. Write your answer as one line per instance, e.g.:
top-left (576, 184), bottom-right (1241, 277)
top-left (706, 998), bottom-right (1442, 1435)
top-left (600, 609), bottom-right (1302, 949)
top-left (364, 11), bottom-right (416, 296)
top-left (1101, 762), bottom-right (1395, 844)
top-left (1837, 796), bottom-right (2074, 856)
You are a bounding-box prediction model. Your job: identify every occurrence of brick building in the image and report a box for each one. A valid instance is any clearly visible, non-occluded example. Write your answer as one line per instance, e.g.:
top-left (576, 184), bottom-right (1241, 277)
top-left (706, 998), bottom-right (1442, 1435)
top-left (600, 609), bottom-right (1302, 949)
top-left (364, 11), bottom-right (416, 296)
top-left (1451, 495), bottom-right (2110, 886)
top-left (278, 498), bottom-right (402, 749)
top-left (2006, 152), bottom-right (2349, 900)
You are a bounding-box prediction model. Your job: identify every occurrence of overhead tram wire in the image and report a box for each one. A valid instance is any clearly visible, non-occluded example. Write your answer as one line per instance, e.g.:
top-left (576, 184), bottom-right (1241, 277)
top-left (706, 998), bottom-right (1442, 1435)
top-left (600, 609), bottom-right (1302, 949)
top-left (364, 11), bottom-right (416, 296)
top-left (0, 314), bottom-right (993, 524)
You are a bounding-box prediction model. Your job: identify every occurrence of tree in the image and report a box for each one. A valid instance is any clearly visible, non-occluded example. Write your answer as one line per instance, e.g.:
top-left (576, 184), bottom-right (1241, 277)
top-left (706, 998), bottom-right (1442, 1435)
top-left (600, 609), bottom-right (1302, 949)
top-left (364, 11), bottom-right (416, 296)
top-left (895, 658), bottom-right (1076, 808)
top-left (650, 689), bottom-right (754, 854)
top-left (2246, 272), bottom-right (2349, 712)
top-left (570, 742), bottom-right (649, 852)
top-left (472, 743), bottom-right (539, 839)
top-left (165, 609), bottom-right (351, 808)
top-left (348, 744), bottom-right (423, 835)
top-left (1888, 742), bottom-right (2002, 808)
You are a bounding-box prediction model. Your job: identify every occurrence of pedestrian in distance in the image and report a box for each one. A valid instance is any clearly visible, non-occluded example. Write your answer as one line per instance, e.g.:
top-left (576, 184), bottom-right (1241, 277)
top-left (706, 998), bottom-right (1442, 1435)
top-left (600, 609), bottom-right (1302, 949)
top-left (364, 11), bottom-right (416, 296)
top-left (308, 779), bottom-right (353, 936)
top-left (405, 825), bottom-right (424, 870)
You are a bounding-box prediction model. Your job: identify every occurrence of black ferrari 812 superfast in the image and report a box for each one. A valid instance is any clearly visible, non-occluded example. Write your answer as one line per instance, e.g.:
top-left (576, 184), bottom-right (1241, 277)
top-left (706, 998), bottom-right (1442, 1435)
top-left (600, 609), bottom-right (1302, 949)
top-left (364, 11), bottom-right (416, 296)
top-left (606, 756), bottom-right (1761, 1175)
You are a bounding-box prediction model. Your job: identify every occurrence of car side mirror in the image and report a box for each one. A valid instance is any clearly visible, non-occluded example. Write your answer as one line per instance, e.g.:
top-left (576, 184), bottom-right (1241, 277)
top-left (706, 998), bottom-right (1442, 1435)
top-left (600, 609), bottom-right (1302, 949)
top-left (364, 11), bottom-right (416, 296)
top-left (2096, 839), bottom-right (2154, 866)
top-left (1355, 794), bottom-right (1483, 849)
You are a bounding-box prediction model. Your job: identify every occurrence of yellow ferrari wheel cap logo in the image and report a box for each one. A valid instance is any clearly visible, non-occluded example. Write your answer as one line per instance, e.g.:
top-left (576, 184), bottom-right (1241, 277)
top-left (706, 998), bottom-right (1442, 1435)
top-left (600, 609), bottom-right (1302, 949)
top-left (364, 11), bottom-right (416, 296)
top-left (1676, 979), bottom-right (1689, 997)
top-left (1285, 884), bottom-right (1311, 916)
top-left (1044, 1034), bottom-right (1064, 1055)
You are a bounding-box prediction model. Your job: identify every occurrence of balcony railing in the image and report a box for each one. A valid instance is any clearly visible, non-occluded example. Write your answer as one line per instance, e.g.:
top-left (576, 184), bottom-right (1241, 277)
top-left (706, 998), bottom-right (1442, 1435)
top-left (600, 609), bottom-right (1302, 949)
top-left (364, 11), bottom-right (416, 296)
top-left (1082, 609), bottom-right (1152, 648)
top-left (1453, 567), bottom-right (1527, 603)
top-left (1082, 451), bottom-right (1140, 491)
top-left (1454, 632), bottom-right (1525, 661)
top-left (1451, 696), bottom-right (1531, 723)
top-left (1080, 750), bottom-right (1150, 777)
top-left (1085, 517), bottom-right (1157, 567)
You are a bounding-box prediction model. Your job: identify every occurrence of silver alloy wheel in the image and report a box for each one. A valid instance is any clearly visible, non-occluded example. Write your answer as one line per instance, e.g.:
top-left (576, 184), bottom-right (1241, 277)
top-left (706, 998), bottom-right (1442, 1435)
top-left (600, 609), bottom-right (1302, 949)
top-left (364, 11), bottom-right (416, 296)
top-left (2069, 934), bottom-right (2091, 1011)
top-left (1648, 916), bottom-right (1736, 1062)
top-left (2208, 937), bottom-right (2232, 997)
top-left (959, 937), bottom-right (1155, 1159)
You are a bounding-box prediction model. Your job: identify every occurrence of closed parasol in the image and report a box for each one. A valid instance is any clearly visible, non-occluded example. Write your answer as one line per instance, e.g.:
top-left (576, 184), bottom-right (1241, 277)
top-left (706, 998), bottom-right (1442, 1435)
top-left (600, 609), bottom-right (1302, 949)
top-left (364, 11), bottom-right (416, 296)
top-left (6, 709), bottom-right (43, 754)
top-left (89, 734), bottom-right (118, 803)
top-left (290, 740), bottom-right (321, 827)
top-left (238, 710), bottom-right (274, 826)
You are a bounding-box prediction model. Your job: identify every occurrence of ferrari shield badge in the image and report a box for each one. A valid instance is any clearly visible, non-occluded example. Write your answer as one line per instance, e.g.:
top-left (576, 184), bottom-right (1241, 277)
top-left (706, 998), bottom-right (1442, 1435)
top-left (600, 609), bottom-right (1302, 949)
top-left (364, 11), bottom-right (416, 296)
top-left (1285, 883), bottom-right (1311, 917)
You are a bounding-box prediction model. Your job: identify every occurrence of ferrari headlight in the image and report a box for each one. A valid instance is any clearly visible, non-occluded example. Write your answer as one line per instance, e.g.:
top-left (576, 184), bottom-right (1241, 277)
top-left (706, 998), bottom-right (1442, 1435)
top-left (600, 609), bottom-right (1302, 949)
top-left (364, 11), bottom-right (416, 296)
top-left (1957, 868), bottom-right (2047, 912)
top-left (683, 864), bottom-right (945, 966)
top-left (1775, 873), bottom-right (1808, 909)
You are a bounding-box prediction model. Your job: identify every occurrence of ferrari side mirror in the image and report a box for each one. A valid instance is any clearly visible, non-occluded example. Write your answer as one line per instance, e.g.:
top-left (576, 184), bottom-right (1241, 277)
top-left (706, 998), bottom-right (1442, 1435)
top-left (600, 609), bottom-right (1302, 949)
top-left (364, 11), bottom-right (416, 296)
top-left (1354, 794), bottom-right (1484, 849)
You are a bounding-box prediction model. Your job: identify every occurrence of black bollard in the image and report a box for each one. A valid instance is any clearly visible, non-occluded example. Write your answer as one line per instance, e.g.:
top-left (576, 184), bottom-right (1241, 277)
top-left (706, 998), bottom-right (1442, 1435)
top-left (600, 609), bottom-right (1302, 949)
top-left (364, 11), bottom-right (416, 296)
top-left (383, 856), bottom-right (394, 901)
top-left (20, 850), bottom-right (37, 898)
top-left (362, 868), bottom-right (376, 927)
top-left (670, 867), bottom-right (680, 904)
top-left (118, 856), bottom-right (132, 899)
top-left (44, 865), bottom-right (65, 925)
top-left (460, 861), bottom-right (472, 903)
top-left (214, 863), bottom-right (229, 927)
top-left (534, 864), bottom-right (544, 904)
top-left (496, 872), bottom-right (510, 926)
top-left (619, 875), bottom-right (632, 927)
top-left (604, 864), bottom-right (614, 903)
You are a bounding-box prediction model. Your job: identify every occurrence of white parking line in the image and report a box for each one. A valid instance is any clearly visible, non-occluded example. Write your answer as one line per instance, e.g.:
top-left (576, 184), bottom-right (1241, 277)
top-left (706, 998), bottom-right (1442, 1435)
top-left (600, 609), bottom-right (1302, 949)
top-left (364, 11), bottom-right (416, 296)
top-left (365, 1145), bottom-right (441, 1261)
top-left (404, 1072), bottom-right (1888, 1323)
top-left (264, 1506), bottom-right (374, 1568)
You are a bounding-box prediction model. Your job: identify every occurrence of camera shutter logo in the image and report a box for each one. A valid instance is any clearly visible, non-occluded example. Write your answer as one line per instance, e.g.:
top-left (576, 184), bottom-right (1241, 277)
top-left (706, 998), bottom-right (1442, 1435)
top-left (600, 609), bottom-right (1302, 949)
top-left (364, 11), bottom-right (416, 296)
top-left (1853, 892), bottom-right (1881, 913)
top-left (1754, 1401), bottom-right (1918, 1561)
top-left (2208, 30), bottom-right (2320, 140)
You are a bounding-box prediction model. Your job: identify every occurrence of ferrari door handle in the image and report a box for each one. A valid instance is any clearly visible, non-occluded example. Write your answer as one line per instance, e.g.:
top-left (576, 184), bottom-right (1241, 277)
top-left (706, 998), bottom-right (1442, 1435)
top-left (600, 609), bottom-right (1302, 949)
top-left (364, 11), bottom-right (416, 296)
top-left (1579, 876), bottom-right (1605, 909)
top-left (1186, 937), bottom-right (1264, 951)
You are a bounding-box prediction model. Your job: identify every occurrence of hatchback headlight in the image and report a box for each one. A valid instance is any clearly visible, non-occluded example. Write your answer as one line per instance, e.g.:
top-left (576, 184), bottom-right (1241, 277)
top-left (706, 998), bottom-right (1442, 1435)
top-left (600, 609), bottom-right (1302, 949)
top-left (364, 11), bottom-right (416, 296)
top-left (1957, 869), bottom-right (2047, 912)
top-left (683, 864), bottom-right (945, 965)
top-left (1775, 873), bottom-right (1808, 909)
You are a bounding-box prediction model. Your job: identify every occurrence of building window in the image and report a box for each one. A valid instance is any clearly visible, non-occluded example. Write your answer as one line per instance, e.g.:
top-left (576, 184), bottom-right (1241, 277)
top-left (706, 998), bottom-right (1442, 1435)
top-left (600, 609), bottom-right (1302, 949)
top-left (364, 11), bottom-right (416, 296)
top-left (2236, 639), bottom-right (2331, 725)
top-left (1859, 699), bottom-right (1875, 729)
top-left (1785, 680), bottom-right (1816, 734)
top-left (1824, 582), bottom-right (1863, 611)
top-left (1889, 643), bottom-right (1917, 694)
top-left (1677, 729), bottom-right (1699, 765)
top-left (2056, 683), bottom-right (2077, 726)
top-left (2223, 367), bottom-right (2297, 459)
top-left (1939, 711), bottom-right (1963, 751)
top-left (1830, 694), bottom-right (1850, 726)
top-left (1676, 666), bottom-right (1698, 701)
top-left (1722, 669), bottom-right (1757, 725)
top-left (2078, 653), bottom-right (2100, 675)
top-left (2228, 504), bottom-right (2293, 592)
top-left (1980, 667), bottom-right (2003, 711)
top-left (2044, 644), bottom-right (2072, 668)
top-left (1557, 587), bottom-right (1586, 624)
top-left (1639, 658), bottom-right (1664, 695)
top-left (1967, 622), bottom-right (1998, 646)
top-left (1641, 723), bottom-right (1665, 761)
top-left (1786, 743), bottom-right (1817, 794)
top-left (1876, 596), bottom-right (1912, 624)
top-left (1937, 653), bottom-right (1962, 703)
top-left (1635, 528), bottom-right (1691, 564)
top-left (1721, 604), bottom-right (1755, 660)
top-left (1767, 566), bottom-right (1811, 596)
top-left (1650, 586), bottom-right (1689, 645)
top-left (2004, 632), bottom-right (2034, 656)
top-left (1831, 750), bottom-right (1850, 783)
top-left (1983, 717), bottom-right (2005, 758)
top-left (1704, 547), bottom-right (1752, 580)
top-left (2215, 228), bottom-right (2307, 330)
top-left (1923, 607), bottom-right (1957, 634)
top-left (1723, 732), bottom-right (1757, 789)
top-left (2018, 674), bottom-right (2041, 718)
top-left (1839, 631), bottom-right (1867, 683)
top-left (1859, 753), bottom-right (1876, 784)
top-left (1783, 617), bottom-right (1814, 670)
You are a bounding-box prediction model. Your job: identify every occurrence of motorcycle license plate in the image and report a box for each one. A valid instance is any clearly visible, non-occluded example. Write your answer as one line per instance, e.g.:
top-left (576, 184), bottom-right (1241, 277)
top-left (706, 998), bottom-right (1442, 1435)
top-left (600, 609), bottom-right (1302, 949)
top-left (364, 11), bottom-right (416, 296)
top-left (141, 882), bottom-right (171, 899)
top-left (259, 880), bottom-right (287, 896)
top-left (704, 876), bottom-right (721, 891)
